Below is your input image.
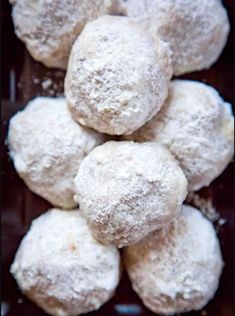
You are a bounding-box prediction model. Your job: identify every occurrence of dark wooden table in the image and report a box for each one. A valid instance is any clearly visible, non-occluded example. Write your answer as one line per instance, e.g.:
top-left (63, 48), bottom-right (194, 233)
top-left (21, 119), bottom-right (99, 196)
top-left (1, 1), bottom-right (234, 315)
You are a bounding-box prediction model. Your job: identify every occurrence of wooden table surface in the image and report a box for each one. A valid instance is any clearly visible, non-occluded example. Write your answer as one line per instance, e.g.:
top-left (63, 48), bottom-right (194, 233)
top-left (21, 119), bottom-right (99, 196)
top-left (1, 1), bottom-right (234, 315)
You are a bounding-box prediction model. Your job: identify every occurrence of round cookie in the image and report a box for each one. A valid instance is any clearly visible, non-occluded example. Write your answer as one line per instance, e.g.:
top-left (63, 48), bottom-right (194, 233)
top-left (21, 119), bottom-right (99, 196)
top-left (8, 97), bottom-right (105, 208)
top-left (10, 0), bottom-right (120, 69)
top-left (74, 141), bottom-right (187, 247)
top-left (65, 15), bottom-right (172, 135)
top-left (124, 205), bottom-right (224, 315)
top-left (11, 209), bottom-right (121, 316)
top-left (117, 0), bottom-right (230, 75)
top-left (124, 80), bottom-right (234, 191)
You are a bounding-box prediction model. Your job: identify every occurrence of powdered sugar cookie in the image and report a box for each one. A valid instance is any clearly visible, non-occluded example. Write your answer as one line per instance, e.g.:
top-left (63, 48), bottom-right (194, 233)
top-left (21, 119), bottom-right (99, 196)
top-left (74, 141), bottom-right (187, 247)
top-left (65, 15), bottom-right (172, 135)
top-left (8, 97), bottom-right (105, 208)
top-left (124, 205), bottom-right (223, 315)
top-left (11, 209), bottom-right (121, 316)
top-left (117, 0), bottom-right (230, 75)
top-left (124, 80), bottom-right (234, 191)
top-left (10, 0), bottom-right (120, 69)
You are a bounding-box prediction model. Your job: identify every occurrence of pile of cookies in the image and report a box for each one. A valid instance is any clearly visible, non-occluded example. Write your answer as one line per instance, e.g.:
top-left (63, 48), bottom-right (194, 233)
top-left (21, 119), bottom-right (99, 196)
top-left (8, 1), bottom-right (234, 316)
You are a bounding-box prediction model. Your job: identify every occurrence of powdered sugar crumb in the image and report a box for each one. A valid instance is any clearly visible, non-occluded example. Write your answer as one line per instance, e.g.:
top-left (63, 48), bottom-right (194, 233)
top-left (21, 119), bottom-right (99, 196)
top-left (30, 73), bottom-right (65, 97)
top-left (187, 192), bottom-right (219, 222)
top-left (186, 192), bottom-right (227, 232)
top-left (17, 298), bottom-right (23, 304)
top-left (33, 78), bottom-right (40, 85)
top-left (41, 78), bottom-right (53, 90)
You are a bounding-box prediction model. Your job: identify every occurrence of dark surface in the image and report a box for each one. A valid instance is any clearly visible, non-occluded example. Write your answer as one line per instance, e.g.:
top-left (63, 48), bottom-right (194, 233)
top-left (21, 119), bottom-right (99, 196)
top-left (1, 0), bottom-right (234, 315)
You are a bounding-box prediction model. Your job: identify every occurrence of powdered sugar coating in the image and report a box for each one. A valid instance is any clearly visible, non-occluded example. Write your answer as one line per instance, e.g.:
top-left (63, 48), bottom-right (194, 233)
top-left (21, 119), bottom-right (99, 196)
top-left (124, 205), bottom-right (223, 315)
top-left (8, 97), bottom-right (105, 208)
top-left (74, 141), bottom-right (187, 248)
top-left (124, 80), bottom-right (234, 191)
top-left (11, 209), bottom-right (121, 316)
top-left (65, 15), bottom-right (172, 135)
top-left (11, 0), bottom-right (120, 69)
top-left (117, 0), bottom-right (230, 75)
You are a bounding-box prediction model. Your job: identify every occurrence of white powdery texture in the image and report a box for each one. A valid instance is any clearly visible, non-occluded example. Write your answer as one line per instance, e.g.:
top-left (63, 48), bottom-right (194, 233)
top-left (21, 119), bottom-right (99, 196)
top-left (74, 141), bottom-right (187, 248)
top-left (124, 205), bottom-right (224, 315)
top-left (8, 97), bottom-right (105, 209)
top-left (65, 15), bottom-right (172, 135)
top-left (11, 209), bottom-right (121, 316)
top-left (124, 80), bottom-right (234, 191)
top-left (11, 0), bottom-right (120, 69)
top-left (117, 0), bottom-right (230, 75)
